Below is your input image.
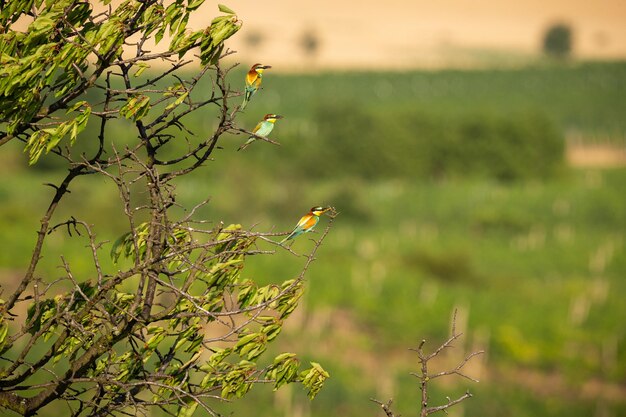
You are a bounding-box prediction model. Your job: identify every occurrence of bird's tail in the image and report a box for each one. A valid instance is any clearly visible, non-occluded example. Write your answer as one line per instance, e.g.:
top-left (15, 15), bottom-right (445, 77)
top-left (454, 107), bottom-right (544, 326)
top-left (279, 233), bottom-right (294, 245)
top-left (241, 89), bottom-right (252, 109)
top-left (237, 137), bottom-right (254, 151)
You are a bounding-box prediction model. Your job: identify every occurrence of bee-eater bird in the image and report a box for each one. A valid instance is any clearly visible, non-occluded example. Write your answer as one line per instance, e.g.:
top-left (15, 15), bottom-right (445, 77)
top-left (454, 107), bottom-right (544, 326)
top-left (280, 206), bottom-right (332, 245)
top-left (238, 114), bottom-right (283, 151)
top-left (241, 63), bottom-right (271, 109)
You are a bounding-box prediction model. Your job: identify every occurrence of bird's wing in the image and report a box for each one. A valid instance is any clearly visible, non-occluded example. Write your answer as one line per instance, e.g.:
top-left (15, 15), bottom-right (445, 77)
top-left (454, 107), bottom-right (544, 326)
top-left (280, 215), bottom-right (318, 244)
top-left (286, 214), bottom-right (311, 237)
top-left (257, 122), bottom-right (274, 136)
top-left (241, 122), bottom-right (271, 151)
top-left (245, 70), bottom-right (260, 87)
top-left (251, 121), bottom-right (264, 134)
top-left (294, 214), bottom-right (312, 230)
top-left (295, 214), bottom-right (318, 232)
top-left (253, 121), bottom-right (274, 137)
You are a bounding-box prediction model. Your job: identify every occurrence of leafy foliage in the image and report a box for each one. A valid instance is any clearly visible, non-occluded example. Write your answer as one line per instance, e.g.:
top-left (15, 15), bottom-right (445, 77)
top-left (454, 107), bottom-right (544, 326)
top-left (0, 2), bottom-right (330, 416)
top-left (0, 0), bottom-right (241, 164)
top-left (288, 103), bottom-right (564, 181)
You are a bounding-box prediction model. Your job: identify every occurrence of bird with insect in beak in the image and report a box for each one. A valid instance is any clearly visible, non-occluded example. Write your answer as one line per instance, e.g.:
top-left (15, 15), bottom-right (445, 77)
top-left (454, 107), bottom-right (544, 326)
top-left (241, 63), bottom-right (271, 110)
top-left (238, 113), bottom-right (283, 151)
top-left (280, 206), bottom-right (332, 245)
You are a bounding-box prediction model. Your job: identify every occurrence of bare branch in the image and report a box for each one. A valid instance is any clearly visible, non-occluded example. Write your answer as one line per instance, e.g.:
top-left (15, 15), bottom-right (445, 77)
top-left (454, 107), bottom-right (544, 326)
top-left (370, 398), bottom-right (399, 417)
top-left (373, 309), bottom-right (483, 417)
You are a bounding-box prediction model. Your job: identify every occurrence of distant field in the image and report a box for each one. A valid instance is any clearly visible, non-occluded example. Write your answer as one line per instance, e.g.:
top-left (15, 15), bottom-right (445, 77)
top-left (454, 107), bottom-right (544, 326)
top-left (1, 62), bottom-right (626, 417)
top-left (2, 168), bottom-right (625, 417)
top-left (215, 168), bottom-right (626, 417)
top-left (249, 60), bottom-right (626, 137)
top-left (567, 143), bottom-right (626, 167)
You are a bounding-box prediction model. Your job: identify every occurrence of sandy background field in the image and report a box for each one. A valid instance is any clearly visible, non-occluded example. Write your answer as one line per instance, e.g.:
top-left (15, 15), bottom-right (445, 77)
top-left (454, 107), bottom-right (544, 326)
top-left (12, 1), bottom-right (626, 69)
top-left (205, 0), bottom-right (626, 70)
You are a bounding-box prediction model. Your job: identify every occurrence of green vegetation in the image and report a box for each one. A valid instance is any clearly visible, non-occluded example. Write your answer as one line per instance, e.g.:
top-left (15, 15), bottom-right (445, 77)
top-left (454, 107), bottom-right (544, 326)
top-left (2, 61), bottom-right (626, 416)
top-left (304, 105), bottom-right (564, 181)
top-left (1, 2), bottom-right (327, 416)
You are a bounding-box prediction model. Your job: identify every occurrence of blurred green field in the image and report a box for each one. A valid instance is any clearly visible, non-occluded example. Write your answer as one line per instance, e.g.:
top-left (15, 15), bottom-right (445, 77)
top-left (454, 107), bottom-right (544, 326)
top-left (1, 61), bottom-right (625, 417)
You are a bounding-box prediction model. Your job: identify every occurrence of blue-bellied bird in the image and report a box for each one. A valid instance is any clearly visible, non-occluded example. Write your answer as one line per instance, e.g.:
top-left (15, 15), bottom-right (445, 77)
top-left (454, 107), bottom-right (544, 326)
top-left (280, 206), bottom-right (332, 245)
top-left (238, 113), bottom-right (283, 151)
top-left (241, 63), bottom-right (271, 109)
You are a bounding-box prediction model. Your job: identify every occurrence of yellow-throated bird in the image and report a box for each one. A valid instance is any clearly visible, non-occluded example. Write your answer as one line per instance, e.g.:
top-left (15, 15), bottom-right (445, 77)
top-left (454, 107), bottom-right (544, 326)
top-left (280, 206), bottom-right (332, 245)
top-left (241, 63), bottom-right (271, 109)
top-left (238, 113), bottom-right (283, 151)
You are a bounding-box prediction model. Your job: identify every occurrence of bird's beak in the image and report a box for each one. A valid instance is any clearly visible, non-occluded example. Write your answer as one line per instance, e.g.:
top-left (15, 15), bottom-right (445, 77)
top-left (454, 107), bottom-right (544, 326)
top-left (262, 65), bottom-right (272, 69)
top-left (316, 207), bottom-right (331, 215)
top-left (275, 115), bottom-right (284, 119)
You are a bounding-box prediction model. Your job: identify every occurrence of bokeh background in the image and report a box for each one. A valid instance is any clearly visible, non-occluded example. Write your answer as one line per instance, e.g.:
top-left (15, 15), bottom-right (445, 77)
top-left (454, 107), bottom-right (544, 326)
top-left (2, 1), bottom-right (626, 416)
top-left (222, 0), bottom-right (626, 70)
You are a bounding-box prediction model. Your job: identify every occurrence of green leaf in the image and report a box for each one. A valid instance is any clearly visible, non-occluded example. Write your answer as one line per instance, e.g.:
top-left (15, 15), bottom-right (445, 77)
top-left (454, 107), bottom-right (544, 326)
top-left (187, 0), bottom-right (205, 11)
top-left (110, 231), bottom-right (131, 264)
top-left (66, 100), bottom-right (88, 113)
top-left (216, 223), bottom-right (241, 242)
top-left (29, 16), bottom-right (55, 34)
top-left (164, 91), bottom-right (189, 111)
top-left (185, 335), bottom-right (203, 353)
top-left (299, 362), bottom-right (330, 399)
top-left (133, 62), bottom-right (150, 77)
top-left (120, 94), bottom-right (151, 122)
top-left (144, 327), bottom-right (166, 350)
top-left (204, 348), bottom-right (231, 367)
top-left (177, 401), bottom-right (198, 417)
top-left (237, 280), bottom-right (257, 307)
top-left (110, 222), bottom-right (152, 263)
top-left (155, 26), bottom-right (166, 44)
top-left (24, 130), bottom-right (49, 165)
top-left (235, 332), bottom-right (259, 349)
top-left (26, 298), bottom-right (57, 334)
top-left (0, 320), bottom-right (9, 352)
top-left (218, 4), bottom-right (236, 14)
top-left (273, 352), bottom-right (297, 364)
top-left (262, 322), bottom-right (282, 341)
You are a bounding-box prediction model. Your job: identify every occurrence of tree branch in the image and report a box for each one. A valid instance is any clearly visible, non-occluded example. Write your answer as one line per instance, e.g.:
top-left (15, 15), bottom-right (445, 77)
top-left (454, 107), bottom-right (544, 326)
top-left (372, 309), bottom-right (483, 417)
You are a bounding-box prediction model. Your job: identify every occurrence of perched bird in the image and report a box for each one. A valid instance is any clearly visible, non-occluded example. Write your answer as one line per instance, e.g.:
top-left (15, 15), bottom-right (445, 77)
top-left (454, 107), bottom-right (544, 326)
top-left (241, 63), bottom-right (271, 109)
top-left (238, 113), bottom-right (283, 151)
top-left (280, 206), bottom-right (332, 245)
